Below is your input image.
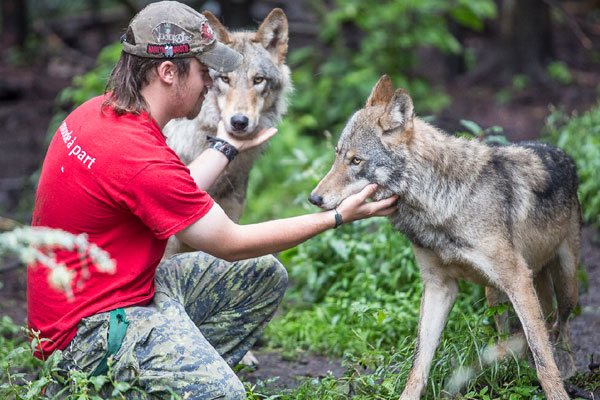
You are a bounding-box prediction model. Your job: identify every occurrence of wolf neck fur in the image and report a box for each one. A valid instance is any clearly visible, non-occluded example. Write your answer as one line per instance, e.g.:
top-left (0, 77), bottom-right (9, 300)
top-left (393, 118), bottom-right (491, 223)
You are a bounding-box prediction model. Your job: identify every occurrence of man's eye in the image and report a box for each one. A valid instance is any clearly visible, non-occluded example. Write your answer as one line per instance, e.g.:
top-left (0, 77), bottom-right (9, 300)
top-left (220, 76), bottom-right (230, 84)
top-left (350, 156), bottom-right (362, 165)
top-left (253, 76), bottom-right (265, 85)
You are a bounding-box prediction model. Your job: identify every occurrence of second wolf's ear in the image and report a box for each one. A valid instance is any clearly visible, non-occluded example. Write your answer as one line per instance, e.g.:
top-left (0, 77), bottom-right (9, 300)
top-left (365, 75), bottom-right (394, 108)
top-left (202, 11), bottom-right (232, 44)
top-left (254, 8), bottom-right (289, 64)
top-left (379, 88), bottom-right (414, 132)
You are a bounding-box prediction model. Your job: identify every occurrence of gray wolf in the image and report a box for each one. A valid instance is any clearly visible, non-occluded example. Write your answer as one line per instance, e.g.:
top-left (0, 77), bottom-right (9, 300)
top-left (163, 8), bottom-right (291, 256)
top-left (309, 75), bottom-right (580, 400)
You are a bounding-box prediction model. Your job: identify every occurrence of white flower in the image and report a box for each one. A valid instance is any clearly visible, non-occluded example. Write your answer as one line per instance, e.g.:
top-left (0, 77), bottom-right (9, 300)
top-left (1, 226), bottom-right (115, 296)
top-left (49, 264), bottom-right (75, 294)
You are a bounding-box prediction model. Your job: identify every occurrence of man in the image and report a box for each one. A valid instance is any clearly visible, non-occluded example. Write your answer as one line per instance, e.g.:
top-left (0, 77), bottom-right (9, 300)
top-left (28, 2), bottom-right (398, 399)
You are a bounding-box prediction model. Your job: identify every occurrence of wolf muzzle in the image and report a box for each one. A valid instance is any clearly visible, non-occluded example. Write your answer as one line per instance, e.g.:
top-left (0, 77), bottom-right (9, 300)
top-left (308, 193), bottom-right (324, 207)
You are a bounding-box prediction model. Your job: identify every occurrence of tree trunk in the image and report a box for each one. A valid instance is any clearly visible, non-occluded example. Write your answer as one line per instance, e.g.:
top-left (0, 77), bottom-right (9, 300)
top-left (218, 0), bottom-right (255, 29)
top-left (500, 0), bottom-right (554, 84)
top-left (1, 0), bottom-right (28, 49)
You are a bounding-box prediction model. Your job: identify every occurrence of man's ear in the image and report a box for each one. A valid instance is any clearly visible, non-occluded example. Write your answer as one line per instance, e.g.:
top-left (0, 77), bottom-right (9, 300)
top-left (155, 61), bottom-right (176, 85)
top-left (202, 11), bottom-right (232, 44)
top-left (379, 88), bottom-right (414, 132)
top-left (253, 8), bottom-right (288, 64)
top-left (365, 75), bottom-right (394, 108)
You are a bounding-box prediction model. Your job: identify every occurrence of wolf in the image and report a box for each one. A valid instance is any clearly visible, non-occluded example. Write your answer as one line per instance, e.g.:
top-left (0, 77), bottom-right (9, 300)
top-left (163, 8), bottom-right (291, 257)
top-left (309, 75), bottom-right (580, 400)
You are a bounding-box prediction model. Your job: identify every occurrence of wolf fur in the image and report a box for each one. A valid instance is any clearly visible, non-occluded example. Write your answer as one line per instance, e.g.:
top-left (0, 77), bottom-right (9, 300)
top-left (163, 8), bottom-right (291, 257)
top-left (309, 75), bottom-right (580, 400)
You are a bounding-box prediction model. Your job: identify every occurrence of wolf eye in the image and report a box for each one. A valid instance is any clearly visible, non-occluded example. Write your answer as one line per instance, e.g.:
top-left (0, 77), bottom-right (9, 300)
top-left (220, 76), bottom-right (230, 84)
top-left (350, 156), bottom-right (362, 165)
top-left (253, 76), bottom-right (265, 85)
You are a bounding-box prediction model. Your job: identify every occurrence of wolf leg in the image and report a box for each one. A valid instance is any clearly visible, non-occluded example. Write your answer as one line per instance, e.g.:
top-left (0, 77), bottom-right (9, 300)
top-left (534, 265), bottom-right (555, 324)
top-left (504, 258), bottom-right (569, 400)
top-left (400, 247), bottom-right (459, 400)
top-left (549, 241), bottom-right (578, 378)
top-left (485, 286), bottom-right (510, 334)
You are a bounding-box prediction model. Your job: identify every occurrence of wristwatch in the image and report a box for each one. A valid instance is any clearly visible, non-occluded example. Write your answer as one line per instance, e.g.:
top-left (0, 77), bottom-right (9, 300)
top-left (206, 136), bottom-right (239, 163)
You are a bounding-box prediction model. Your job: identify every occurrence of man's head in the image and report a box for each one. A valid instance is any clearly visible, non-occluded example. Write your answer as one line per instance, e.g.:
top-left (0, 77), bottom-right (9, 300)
top-left (104, 1), bottom-right (242, 116)
top-left (122, 1), bottom-right (242, 72)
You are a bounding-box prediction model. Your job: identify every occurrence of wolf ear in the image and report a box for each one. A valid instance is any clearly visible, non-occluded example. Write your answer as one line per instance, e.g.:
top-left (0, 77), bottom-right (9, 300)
top-left (379, 88), bottom-right (414, 132)
top-left (202, 11), bottom-right (232, 44)
top-left (365, 75), bottom-right (394, 108)
top-left (253, 8), bottom-right (289, 64)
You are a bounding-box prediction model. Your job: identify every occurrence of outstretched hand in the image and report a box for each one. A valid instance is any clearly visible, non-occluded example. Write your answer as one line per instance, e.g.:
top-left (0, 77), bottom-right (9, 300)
top-left (216, 120), bottom-right (278, 152)
top-left (336, 184), bottom-right (398, 224)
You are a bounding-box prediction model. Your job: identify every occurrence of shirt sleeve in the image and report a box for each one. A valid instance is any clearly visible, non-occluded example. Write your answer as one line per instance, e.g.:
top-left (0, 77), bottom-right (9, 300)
top-left (118, 160), bottom-right (214, 239)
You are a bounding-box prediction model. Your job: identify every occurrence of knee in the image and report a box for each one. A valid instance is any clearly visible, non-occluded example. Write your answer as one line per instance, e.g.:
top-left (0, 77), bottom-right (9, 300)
top-left (260, 255), bottom-right (288, 293)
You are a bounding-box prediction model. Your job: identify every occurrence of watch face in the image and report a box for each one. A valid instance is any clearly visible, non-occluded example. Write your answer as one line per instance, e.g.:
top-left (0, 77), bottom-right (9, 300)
top-left (208, 138), bottom-right (237, 162)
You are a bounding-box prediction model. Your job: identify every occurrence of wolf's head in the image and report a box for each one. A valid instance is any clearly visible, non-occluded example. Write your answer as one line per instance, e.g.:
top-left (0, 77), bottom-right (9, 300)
top-left (309, 75), bottom-right (414, 210)
top-left (202, 9), bottom-right (290, 139)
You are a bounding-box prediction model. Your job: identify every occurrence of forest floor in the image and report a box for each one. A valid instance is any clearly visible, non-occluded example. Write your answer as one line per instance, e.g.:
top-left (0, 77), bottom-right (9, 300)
top-left (1, 6), bottom-right (599, 395)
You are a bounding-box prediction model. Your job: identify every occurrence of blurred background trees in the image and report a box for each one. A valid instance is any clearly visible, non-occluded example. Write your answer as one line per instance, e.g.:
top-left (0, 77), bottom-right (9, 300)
top-left (1, 0), bottom-right (599, 219)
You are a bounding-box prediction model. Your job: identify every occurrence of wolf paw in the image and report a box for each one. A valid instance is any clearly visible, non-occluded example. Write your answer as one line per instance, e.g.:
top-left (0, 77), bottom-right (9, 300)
top-left (239, 350), bottom-right (259, 367)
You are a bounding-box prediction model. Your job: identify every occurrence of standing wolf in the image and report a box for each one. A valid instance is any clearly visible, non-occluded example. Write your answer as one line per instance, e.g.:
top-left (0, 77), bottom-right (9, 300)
top-left (164, 8), bottom-right (291, 256)
top-left (309, 75), bottom-right (580, 400)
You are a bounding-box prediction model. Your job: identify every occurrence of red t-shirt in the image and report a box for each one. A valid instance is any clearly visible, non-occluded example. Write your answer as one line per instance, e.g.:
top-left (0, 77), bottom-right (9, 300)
top-left (28, 95), bottom-right (214, 358)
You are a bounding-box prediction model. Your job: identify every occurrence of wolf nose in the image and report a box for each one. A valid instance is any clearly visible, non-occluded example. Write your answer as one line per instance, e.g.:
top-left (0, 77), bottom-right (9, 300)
top-left (231, 115), bottom-right (249, 131)
top-left (308, 194), bottom-right (323, 207)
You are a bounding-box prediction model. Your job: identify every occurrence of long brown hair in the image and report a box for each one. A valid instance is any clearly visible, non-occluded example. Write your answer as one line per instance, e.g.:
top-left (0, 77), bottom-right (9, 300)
top-left (103, 29), bottom-right (191, 115)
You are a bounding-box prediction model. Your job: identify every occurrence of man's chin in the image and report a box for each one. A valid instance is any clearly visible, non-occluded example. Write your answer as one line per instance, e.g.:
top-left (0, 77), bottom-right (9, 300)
top-left (185, 102), bottom-right (203, 120)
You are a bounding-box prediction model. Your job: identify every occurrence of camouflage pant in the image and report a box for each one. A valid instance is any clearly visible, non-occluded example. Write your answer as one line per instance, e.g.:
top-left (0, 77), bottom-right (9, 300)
top-left (52, 252), bottom-right (287, 399)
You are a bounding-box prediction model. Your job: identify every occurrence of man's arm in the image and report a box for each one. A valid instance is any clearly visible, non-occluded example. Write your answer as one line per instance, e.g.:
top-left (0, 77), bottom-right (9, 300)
top-left (176, 184), bottom-right (398, 262)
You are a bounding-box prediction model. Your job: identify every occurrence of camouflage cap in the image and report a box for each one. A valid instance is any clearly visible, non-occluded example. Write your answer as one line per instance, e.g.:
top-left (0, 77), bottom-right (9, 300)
top-left (122, 1), bottom-right (242, 72)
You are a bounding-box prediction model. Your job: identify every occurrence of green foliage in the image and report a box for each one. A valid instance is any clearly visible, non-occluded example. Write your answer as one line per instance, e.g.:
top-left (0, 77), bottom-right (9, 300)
top-left (544, 103), bottom-right (600, 228)
top-left (287, 0), bottom-right (497, 137)
top-left (48, 42), bottom-right (122, 139)
top-left (265, 219), bottom-right (421, 356)
top-left (0, 319), bottom-right (163, 400)
top-left (494, 74), bottom-right (530, 105)
top-left (546, 61), bottom-right (573, 85)
top-left (456, 119), bottom-right (510, 145)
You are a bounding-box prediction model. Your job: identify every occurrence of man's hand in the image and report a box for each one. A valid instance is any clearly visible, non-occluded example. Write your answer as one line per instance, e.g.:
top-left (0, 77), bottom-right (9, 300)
top-left (216, 120), bottom-right (278, 152)
top-left (336, 184), bottom-right (398, 224)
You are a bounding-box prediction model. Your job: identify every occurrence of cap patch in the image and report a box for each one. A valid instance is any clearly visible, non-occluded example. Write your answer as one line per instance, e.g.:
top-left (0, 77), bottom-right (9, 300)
top-left (147, 43), bottom-right (190, 57)
top-left (200, 22), bottom-right (214, 43)
top-left (153, 22), bottom-right (193, 44)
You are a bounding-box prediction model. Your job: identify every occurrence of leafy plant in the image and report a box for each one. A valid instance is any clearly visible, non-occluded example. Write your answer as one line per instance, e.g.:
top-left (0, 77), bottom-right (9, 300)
top-left (47, 42), bottom-right (122, 140)
top-left (288, 0), bottom-right (497, 138)
top-left (546, 61), bottom-right (573, 85)
top-left (544, 103), bottom-right (600, 228)
top-left (456, 119), bottom-right (510, 145)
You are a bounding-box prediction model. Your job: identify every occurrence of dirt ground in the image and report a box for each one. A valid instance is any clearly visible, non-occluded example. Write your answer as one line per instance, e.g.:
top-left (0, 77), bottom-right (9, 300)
top-left (1, 4), bottom-right (599, 395)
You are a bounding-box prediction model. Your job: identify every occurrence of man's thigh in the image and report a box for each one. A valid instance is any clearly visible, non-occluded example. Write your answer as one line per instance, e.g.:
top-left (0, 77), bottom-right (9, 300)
top-left (155, 252), bottom-right (288, 365)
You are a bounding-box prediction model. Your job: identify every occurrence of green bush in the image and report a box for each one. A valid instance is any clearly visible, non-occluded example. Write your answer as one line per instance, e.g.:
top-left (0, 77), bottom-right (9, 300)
top-left (46, 42), bottom-right (123, 141)
top-left (544, 103), bottom-right (600, 228)
top-left (288, 0), bottom-right (497, 137)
